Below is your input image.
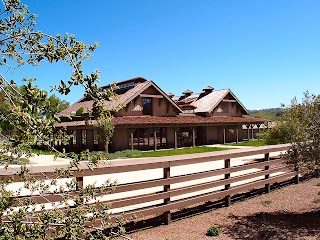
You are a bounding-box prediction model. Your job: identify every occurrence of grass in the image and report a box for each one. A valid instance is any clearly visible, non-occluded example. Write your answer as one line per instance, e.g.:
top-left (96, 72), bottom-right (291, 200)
top-left (0, 157), bottom-right (29, 165)
top-left (133, 146), bottom-right (231, 158)
top-left (225, 139), bottom-right (266, 147)
top-left (25, 148), bottom-right (56, 155)
top-left (75, 146), bottom-right (232, 160)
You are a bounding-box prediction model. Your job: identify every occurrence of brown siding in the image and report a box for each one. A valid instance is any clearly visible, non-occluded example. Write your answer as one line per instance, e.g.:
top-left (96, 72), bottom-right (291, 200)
top-left (210, 102), bottom-right (243, 117)
top-left (116, 96), bottom-right (177, 117)
top-left (112, 127), bottom-right (129, 151)
top-left (205, 126), bottom-right (218, 144)
top-left (116, 97), bottom-right (143, 117)
top-left (152, 98), bottom-right (177, 116)
top-left (166, 127), bottom-right (175, 148)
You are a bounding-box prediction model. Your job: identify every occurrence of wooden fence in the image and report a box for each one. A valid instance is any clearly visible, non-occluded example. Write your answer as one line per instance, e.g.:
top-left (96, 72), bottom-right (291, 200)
top-left (0, 143), bottom-right (296, 227)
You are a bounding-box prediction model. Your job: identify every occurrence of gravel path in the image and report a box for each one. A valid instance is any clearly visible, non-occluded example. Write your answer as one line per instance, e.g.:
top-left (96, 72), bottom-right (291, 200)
top-left (127, 178), bottom-right (320, 240)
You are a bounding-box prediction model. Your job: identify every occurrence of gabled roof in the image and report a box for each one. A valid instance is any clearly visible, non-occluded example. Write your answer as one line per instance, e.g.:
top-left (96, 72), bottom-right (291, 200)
top-left (58, 79), bottom-right (182, 116)
top-left (191, 89), bottom-right (248, 114)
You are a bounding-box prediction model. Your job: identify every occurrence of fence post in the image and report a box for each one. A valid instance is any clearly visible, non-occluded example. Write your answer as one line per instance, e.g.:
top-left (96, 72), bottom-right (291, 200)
top-left (163, 166), bottom-right (171, 225)
top-left (264, 153), bottom-right (270, 193)
top-left (224, 159), bottom-right (231, 207)
top-left (76, 176), bottom-right (84, 191)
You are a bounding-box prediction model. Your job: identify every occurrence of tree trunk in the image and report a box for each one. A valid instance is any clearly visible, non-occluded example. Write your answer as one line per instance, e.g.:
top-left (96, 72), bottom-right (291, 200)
top-left (105, 140), bottom-right (109, 155)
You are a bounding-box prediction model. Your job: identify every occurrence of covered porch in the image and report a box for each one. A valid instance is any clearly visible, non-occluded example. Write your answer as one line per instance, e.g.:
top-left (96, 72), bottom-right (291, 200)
top-left (54, 116), bottom-right (265, 153)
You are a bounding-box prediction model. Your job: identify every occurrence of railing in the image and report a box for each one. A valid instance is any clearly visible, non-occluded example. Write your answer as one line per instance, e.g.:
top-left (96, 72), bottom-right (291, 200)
top-left (0, 143), bottom-right (296, 227)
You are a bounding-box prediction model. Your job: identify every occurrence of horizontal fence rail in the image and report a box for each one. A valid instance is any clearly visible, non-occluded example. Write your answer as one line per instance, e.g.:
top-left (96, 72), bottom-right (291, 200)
top-left (0, 143), bottom-right (296, 227)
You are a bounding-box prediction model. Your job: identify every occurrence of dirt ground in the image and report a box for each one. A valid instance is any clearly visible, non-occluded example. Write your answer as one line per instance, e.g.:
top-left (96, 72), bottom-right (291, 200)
top-left (126, 178), bottom-right (320, 240)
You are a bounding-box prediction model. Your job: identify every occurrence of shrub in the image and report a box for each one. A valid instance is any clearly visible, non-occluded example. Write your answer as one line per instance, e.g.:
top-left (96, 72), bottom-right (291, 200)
top-left (76, 106), bottom-right (84, 116)
top-left (108, 149), bottom-right (141, 159)
top-left (206, 226), bottom-right (220, 237)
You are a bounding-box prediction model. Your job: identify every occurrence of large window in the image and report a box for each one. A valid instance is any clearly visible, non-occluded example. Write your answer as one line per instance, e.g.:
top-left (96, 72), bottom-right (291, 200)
top-left (143, 97), bottom-right (152, 115)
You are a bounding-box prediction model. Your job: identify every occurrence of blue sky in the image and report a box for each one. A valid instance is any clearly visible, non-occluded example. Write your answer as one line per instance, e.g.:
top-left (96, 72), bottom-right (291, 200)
top-left (7, 0), bottom-right (320, 110)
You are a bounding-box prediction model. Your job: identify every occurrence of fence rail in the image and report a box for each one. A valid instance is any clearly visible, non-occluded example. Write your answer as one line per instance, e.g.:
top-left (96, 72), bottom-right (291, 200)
top-left (1, 143), bottom-right (296, 227)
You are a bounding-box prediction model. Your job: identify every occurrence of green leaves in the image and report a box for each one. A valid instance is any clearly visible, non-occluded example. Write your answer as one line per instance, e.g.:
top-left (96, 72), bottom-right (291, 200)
top-left (0, 1), bottom-right (121, 239)
top-left (262, 92), bottom-right (320, 177)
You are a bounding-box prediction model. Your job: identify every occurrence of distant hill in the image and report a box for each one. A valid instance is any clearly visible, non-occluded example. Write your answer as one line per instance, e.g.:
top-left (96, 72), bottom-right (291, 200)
top-left (248, 108), bottom-right (285, 121)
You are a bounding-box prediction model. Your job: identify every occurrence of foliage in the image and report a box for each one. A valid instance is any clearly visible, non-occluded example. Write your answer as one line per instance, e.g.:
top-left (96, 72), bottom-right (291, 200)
top-left (76, 106), bottom-right (84, 116)
top-left (249, 108), bottom-right (284, 121)
top-left (206, 226), bottom-right (220, 237)
top-left (0, 0), bottom-right (120, 239)
top-left (258, 121), bottom-right (295, 145)
top-left (261, 92), bottom-right (320, 177)
top-left (93, 84), bottom-right (121, 154)
top-left (46, 94), bottom-right (69, 119)
top-left (107, 149), bottom-right (141, 159)
top-left (0, 83), bottom-right (70, 131)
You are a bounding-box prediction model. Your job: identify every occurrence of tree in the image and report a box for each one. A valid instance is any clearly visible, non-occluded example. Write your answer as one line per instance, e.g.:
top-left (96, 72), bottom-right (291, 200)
top-left (0, 0), bottom-right (119, 239)
top-left (0, 84), bottom-right (70, 131)
top-left (46, 94), bottom-right (70, 119)
top-left (261, 92), bottom-right (320, 177)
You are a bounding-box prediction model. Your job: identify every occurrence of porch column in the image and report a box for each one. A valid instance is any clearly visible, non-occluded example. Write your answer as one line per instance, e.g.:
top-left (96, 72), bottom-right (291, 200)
top-left (174, 127), bottom-right (177, 149)
top-left (246, 124), bottom-right (250, 140)
top-left (236, 128), bottom-right (239, 143)
top-left (251, 124), bottom-right (254, 139)
top-left (192, 127), bottom-right (196, 147)
top-left (223, 128), bottom-right (226, 144)
top-left (160, 128), bottom-right (163, 146)
top-left (154, 128), bottom-right (157, 151)
top-left (128, 128), bottom-right (135, 150)
top-left (257, 124), bottom-right (261, 140)
top-left (87, 129), bottom-right (94, 151)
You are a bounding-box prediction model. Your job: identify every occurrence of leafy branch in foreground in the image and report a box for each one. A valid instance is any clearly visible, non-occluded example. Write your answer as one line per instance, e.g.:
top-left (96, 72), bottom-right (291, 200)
top-left (0, 0), bottom-right (121, 239)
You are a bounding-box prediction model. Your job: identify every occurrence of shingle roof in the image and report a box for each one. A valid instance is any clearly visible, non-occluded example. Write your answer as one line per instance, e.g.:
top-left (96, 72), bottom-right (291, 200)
top-left (55, 116), bottom-right (264, 128)
top-left (189, 89), bottom-right (248, 114)
top-left (58, 81), bottom-right (182, 116)
top-left (191, 89), bottom-right (229, 113)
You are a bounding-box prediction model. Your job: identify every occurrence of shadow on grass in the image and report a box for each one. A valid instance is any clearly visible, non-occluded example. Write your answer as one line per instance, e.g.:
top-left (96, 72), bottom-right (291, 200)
top-left (225, 210), bottom-right (320, 240)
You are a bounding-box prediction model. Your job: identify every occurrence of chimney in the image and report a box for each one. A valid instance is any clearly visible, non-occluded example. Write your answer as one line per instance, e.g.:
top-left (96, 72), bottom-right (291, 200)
top-left (203, 86), bottom-right (214, 95)
top-left (182, 89), bottom-right (193, 97)
top-left (167, 92), bottom-right (174, 98)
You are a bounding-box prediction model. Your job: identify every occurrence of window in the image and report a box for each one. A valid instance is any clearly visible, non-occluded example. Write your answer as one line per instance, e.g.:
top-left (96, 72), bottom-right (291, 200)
top-left (143, 97), bottom-right (152, 115)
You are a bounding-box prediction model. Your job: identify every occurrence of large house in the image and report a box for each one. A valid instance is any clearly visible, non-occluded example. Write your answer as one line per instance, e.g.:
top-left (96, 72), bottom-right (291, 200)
top-left (55, 77), bottom-right (264, 152)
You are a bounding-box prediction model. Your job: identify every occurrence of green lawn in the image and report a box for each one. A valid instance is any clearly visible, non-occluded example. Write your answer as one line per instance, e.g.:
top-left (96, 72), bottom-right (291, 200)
top-left (133, 146), bottom-right (231, 158)
top-left (225, 139), bottom-right (266, 147)
top-left (25, 148), bottom-right (56, 155)
top-left (26, 146), bottom-right (233, 160)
